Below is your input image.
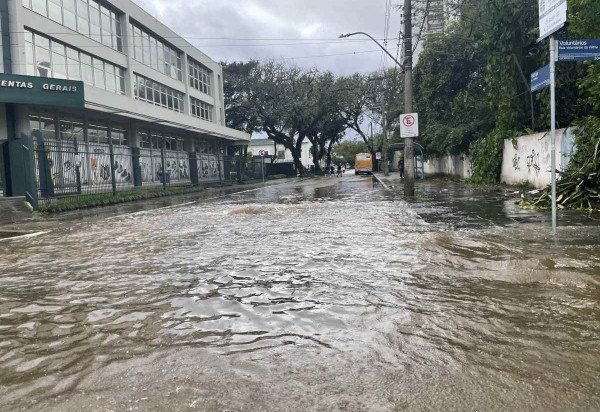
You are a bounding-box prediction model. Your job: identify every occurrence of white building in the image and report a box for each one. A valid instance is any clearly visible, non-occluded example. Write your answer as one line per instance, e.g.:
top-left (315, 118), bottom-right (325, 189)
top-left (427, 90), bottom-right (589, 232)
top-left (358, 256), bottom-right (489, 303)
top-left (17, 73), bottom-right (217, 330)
top-left (0, 0), bottom-right (249, 199)
top-left (248, 138), bottom-right (313, 169)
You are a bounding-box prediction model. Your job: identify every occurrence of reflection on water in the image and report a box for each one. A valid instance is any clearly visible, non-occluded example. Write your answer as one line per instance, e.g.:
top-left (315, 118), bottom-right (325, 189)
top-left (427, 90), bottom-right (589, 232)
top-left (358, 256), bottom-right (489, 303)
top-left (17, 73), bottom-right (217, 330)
top-left (0, 178), bottom-right (599, 409)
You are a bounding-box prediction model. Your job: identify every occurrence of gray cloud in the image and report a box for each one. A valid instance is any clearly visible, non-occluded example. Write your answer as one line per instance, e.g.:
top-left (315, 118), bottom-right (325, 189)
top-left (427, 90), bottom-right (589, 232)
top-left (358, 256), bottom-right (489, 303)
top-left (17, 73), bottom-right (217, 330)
top-left (131, 0), bottom-right (402, 75)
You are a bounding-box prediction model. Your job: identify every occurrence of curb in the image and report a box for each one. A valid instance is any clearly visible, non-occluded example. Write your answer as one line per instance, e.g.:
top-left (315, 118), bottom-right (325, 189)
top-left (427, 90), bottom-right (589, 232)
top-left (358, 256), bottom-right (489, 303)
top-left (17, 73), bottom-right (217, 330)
top-left (372, 173), bottom-right (392, 191)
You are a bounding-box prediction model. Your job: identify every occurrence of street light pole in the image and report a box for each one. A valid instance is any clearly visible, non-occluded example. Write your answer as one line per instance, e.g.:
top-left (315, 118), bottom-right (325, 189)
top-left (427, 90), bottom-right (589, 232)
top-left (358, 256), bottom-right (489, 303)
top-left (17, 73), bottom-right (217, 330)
top-left (339, 32), bottom-right (405, 69)
top-left (339, 32), bottom-right (404, 178)
top-left (403, 0), bottom-right (416, 197)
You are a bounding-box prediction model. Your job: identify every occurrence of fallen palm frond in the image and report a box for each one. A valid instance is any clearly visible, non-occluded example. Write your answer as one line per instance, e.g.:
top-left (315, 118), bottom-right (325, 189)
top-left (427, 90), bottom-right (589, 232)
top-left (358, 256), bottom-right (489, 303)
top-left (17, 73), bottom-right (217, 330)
top-left (521, 137), bottom-right (600, 211)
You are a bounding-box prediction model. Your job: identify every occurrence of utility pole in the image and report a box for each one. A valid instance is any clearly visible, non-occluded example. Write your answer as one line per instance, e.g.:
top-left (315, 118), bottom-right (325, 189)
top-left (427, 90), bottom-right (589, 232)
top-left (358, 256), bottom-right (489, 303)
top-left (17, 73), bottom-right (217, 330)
top-left (381, 90), bottom-right (389, 176)
top-left (403, 0), bottom-right (416, 196)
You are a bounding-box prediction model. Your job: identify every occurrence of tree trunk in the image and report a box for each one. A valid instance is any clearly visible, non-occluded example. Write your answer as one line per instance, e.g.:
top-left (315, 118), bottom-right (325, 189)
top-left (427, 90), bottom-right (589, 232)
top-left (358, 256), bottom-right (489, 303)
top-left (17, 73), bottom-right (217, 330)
top-left (308, 137), bottom-right (322, 172)
top-left (292, 150), bottom-right (305, 175)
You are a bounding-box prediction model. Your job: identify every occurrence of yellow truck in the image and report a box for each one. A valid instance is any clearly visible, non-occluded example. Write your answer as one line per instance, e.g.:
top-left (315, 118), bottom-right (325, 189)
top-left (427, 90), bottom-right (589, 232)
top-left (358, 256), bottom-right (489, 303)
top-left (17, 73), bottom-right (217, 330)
top-left (354, 153), bottom-right (373, 175)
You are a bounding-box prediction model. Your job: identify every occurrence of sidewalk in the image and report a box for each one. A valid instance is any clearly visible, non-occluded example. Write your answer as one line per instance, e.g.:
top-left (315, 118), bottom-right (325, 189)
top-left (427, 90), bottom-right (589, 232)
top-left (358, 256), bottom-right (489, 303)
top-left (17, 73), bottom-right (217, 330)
top-left (372, 172), bottom-right (406, 191)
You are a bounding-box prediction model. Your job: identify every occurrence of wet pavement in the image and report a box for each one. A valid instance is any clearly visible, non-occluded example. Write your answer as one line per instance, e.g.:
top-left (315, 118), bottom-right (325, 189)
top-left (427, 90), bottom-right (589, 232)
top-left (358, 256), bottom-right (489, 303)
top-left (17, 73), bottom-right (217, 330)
top-left (0, 175), bottom-right (599, 411)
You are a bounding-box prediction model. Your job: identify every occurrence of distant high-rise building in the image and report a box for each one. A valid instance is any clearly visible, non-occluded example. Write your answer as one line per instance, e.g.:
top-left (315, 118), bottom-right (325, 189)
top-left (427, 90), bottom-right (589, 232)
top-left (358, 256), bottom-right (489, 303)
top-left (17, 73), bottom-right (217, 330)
top-left (410, 0), bottom-right (454, 62)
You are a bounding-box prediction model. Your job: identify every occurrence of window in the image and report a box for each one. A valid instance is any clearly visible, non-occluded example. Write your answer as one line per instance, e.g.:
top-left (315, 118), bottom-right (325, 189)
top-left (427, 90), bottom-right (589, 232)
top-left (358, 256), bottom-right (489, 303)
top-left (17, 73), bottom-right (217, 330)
top-left (24, 29), bottom-right (125, 94)
top-left (190, 97), bottom-right (214, 122)
top-left (76, 0), bottom-right (90, 36)
top-left (47, 0), bottom-right (62, 24)
top-left (133, 74), bottom-right (184, 113)
top-left (130, 22), bottom-right (182, 81)
top-left (87, 123), bottom-right (108, 144)
top-left (188, 58), bottom-right (212, 95)
top-left (63, 0), bottom-right (77, 30)
top-left (92, 58), bottom-right (105, 89)
top-left (60, 118), bottom-right (85, 142)
top-left (23, 0), bottom-right (122, 52)
top-left (110, 127), bottom-right (127, 146)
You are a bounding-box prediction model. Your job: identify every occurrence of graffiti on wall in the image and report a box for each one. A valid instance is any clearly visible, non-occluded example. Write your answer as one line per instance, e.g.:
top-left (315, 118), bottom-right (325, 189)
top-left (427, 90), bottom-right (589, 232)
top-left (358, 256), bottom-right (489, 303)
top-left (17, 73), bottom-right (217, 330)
top-left (526, 150), bottom-right (541, 174)
top-left (512, 153), bottom-right (520, 171)
top-left (139, 149), bottom-right (191, 185)
top-left (87, 145), bottom-right (133, 187)
top-left (198, 155), bottom-right (219, 181)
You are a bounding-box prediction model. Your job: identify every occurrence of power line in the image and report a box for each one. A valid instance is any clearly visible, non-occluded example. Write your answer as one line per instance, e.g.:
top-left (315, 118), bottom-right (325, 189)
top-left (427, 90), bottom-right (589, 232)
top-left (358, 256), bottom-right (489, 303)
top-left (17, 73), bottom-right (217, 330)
top-left (5, 30), bottom-right (401, 43)
top-left (282, 50), bottom-right (381, 60)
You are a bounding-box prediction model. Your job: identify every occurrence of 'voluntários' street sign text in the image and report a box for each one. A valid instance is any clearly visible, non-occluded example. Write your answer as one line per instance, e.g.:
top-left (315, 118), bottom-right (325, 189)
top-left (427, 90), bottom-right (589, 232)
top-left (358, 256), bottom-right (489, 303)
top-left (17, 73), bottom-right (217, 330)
top-left (557, 40), bottom-right (600, 61)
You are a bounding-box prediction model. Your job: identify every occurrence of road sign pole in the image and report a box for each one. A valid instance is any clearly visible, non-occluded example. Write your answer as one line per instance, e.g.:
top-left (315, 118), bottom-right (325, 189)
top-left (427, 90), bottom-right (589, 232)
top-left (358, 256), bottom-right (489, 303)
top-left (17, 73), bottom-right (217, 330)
top-left (403, 0), bottom-right (415, 197)
top-left (550, 36), bottom-right (557, 235)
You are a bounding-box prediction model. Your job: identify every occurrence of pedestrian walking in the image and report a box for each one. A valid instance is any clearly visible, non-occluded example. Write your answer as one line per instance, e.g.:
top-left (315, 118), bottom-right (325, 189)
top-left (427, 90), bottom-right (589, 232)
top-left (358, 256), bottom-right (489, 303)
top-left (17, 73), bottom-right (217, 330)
top-left (336, 164), bottom-right (342, 177)
top-left (398, 156), bottom-right (405, 179)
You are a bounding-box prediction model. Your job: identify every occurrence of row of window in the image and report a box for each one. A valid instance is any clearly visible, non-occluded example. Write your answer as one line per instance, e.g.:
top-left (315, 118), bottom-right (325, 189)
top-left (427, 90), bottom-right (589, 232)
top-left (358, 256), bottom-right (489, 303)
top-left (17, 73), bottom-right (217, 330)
top-left (23, 0), bottom-right (122, 51)
top-left (30, 114), bottom-right (128, 146)
top-left (133, 74), bottom-right (184, 113)
top-left (130, 22), bottom-right (182, 81)
top-left (22, 0), bottom-right (221, 100)
top-left (188, 58), bottom-right (212, 95)
top-left (25, 30), bottom-right (125, 94)
top-left (190, 97), bottom-right (214, 122)
top-left (139, 132), bottom-right (185, 151)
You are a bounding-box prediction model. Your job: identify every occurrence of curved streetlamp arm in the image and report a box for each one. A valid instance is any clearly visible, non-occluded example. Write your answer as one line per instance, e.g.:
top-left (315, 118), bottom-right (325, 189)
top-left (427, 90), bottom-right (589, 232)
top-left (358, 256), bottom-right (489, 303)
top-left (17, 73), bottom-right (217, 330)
top-left (339, 32), bottom-right (405, 71)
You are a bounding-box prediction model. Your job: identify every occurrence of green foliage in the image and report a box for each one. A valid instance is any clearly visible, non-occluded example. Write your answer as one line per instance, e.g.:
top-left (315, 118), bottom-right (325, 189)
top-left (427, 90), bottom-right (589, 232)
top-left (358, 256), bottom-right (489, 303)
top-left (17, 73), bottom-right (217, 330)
top-left (222, 61), bottom-right (352, 173)
top-left (469, 128), bottom-right (509, 184)
top-left (37, 185), bottom-right (206, 214)
top-left (571, 118), bottom-right (600, 168)
top-left (333, 140), bottom-right (369, 166)
top-left (413, 0), bottom-right (599, 185)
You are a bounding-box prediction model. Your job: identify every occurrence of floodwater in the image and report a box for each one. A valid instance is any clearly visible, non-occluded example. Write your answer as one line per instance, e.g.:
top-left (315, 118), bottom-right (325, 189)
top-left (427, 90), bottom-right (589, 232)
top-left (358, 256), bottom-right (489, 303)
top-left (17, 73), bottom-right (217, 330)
top-left (0, 176), bottom-right (599, 411)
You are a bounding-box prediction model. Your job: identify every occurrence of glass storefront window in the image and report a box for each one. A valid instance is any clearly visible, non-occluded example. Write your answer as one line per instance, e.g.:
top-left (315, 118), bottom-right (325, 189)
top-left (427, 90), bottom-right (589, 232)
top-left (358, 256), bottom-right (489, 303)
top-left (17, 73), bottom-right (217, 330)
top-left (88, 123), bottom-right (108, 144)
top-left (60, 119), bottom-right (85, 142)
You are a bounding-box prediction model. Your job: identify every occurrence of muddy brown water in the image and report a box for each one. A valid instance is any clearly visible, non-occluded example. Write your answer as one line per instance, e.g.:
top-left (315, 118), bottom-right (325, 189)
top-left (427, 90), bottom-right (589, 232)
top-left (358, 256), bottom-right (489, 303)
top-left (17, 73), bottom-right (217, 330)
top-left (0, 176), bottom-right (599, 411)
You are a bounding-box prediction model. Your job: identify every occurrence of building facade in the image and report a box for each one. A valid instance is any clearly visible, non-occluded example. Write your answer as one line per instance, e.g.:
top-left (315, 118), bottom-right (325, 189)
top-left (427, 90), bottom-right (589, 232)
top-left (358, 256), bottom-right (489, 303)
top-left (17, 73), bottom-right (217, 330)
top-left (248, 138), bottom-right (313, 169)
top-left (0, 0), bottom-right (249, 200)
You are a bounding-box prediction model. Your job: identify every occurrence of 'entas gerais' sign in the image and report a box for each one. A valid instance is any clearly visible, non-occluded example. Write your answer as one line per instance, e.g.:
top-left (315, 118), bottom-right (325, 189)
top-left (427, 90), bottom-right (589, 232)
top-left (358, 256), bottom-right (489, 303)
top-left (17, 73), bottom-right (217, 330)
top-left (0, 73), bottom-right (84, 108)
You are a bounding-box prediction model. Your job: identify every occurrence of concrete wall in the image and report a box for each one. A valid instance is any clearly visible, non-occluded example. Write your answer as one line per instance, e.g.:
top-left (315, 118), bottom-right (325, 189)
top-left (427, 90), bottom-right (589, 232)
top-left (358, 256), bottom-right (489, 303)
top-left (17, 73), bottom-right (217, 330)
top-left (423, 155), bottom-right (472, 179)
top-left (501, 128), bottom-right (575, 188)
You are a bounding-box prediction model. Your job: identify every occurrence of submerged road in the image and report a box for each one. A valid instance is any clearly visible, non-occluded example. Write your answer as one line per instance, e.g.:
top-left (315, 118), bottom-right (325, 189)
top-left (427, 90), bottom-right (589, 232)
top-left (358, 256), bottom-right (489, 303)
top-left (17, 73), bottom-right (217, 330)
top-left (0, 175), bottom-right (599, 411)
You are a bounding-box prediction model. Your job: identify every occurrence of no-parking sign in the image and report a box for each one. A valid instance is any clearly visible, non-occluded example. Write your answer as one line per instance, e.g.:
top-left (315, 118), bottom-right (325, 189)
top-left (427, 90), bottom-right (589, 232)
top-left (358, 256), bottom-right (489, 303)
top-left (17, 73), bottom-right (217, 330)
top-left (400, 113), bottom-right (419, 138)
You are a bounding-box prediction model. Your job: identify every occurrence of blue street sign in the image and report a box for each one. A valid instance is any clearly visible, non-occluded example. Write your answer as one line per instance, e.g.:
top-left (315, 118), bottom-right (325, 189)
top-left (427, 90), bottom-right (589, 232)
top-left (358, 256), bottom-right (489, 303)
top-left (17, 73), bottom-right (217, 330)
top-left (531, 65), bottom-right (551, 92)
top-left (557, 40), bottom-right (600, 61)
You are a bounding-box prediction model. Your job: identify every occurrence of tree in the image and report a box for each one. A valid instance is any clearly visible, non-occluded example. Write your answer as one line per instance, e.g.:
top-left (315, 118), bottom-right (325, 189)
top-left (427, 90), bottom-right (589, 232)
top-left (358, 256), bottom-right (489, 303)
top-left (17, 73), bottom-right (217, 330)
top-left (333, 140), bottom-right (369, 166)
top-left (222, 61), bottom-right (260, 133)
top-left (337, 72), bottom-right (402, 165)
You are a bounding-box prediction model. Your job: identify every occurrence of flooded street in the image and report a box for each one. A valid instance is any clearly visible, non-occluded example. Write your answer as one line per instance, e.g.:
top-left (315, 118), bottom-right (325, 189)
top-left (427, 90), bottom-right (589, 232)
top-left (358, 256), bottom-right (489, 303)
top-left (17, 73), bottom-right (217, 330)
top-left (1, 176), bottom-right (599, 411)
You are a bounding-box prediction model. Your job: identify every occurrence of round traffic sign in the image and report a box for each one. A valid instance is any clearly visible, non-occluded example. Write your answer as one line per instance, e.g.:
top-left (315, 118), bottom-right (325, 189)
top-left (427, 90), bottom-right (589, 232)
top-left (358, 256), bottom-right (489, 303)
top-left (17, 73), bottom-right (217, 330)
top-left (403, 115), bottom-right (415, 127)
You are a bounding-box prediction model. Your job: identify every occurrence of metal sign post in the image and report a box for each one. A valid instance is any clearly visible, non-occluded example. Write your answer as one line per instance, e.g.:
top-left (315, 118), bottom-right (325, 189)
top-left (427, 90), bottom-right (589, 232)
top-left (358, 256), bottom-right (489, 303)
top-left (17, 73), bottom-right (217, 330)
top-left (550, 37), bottom-right (557, 235)
top-left (538, 0), bottom-right (566, 235)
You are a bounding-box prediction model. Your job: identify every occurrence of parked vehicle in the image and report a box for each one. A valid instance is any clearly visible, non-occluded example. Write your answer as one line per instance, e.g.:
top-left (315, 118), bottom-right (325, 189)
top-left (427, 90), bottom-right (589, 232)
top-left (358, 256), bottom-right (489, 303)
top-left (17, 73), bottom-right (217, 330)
top-left (354, 153), bottom-right (373, 175)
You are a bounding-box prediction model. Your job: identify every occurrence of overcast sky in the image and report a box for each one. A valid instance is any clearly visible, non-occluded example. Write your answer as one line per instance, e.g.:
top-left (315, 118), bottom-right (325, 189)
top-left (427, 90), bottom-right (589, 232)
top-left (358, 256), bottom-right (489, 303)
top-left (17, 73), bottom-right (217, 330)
top-left (131, 0), bottom-right (402, 76)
